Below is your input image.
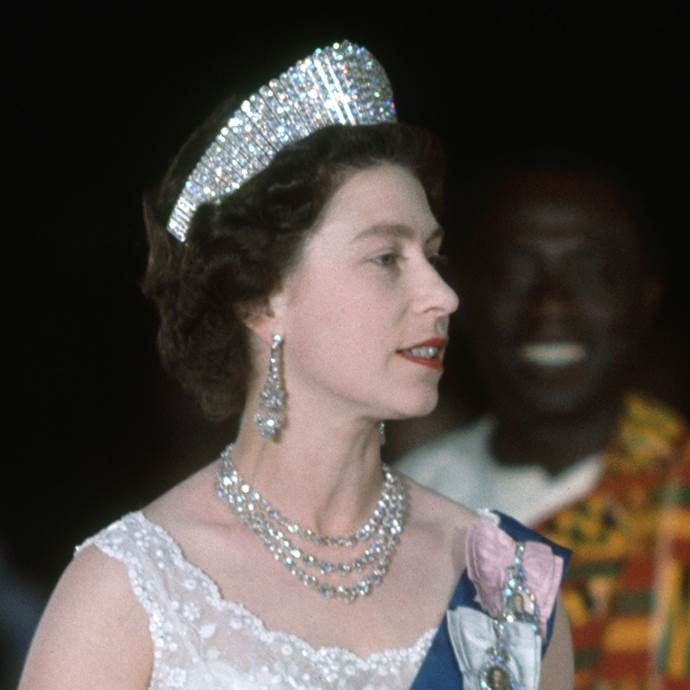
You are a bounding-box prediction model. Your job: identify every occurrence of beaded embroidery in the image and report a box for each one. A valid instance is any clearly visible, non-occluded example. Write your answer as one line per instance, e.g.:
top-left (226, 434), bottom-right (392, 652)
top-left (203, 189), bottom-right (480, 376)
top-left (76, 511), bottom-right (433, 689)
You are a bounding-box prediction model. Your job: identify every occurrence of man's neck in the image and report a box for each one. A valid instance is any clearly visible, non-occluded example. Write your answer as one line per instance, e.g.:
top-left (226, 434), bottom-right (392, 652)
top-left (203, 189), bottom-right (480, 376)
top-left (489, 398), bottom-right (623, 476)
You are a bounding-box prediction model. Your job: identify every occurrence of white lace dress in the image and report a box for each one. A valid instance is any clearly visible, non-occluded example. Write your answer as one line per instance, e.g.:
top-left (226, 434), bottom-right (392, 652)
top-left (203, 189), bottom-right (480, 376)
top-left (76, 512), bottom-right (436, 690)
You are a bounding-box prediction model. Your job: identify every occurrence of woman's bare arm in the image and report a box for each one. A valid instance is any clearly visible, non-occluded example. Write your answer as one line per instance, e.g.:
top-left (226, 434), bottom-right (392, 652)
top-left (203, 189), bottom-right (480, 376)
top-left (19, 545), bottom-right (152, 690)
top-left (539, 594), bottom-right (575, 689)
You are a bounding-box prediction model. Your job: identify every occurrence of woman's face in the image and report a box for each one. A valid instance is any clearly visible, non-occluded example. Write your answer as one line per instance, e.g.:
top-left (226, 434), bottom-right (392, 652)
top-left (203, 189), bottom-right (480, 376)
top-left (270, 163), bottom-right (459, 421)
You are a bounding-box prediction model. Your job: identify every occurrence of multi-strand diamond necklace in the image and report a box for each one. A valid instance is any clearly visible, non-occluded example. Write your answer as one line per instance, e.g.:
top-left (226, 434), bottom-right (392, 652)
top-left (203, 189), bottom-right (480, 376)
top-left (215, 444), bottom-right (407, 603)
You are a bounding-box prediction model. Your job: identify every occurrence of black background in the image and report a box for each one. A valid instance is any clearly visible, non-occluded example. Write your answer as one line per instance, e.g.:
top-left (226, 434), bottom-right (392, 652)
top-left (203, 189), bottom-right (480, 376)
top-left (6, 5), bottom-right (689, 591)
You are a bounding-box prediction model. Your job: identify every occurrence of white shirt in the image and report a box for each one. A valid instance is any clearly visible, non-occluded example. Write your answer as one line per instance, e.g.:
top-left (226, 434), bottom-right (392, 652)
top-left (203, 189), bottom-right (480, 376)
top-left (395, 416), bottom-right (603, 525)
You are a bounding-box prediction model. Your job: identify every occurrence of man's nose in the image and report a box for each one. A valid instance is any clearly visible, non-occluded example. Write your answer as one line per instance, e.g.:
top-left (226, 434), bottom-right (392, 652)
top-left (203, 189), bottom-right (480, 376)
top-left (531, 272), bottom-right (573, 319)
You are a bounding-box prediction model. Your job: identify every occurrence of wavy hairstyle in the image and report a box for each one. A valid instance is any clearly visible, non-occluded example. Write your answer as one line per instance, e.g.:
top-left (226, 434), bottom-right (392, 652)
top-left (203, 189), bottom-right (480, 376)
top-left (143, 105), bottom-right (446, 421)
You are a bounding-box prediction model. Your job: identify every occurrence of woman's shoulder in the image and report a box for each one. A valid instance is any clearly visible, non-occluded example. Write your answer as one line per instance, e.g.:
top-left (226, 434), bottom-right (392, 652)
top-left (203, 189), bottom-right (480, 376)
top-left (402, 473), bottom-right (570, 593)
top-left (403, 471), bottom-right (480, 532)
top-left (20, 463), bottom-right (228, 689)
top-left (143, 457), bottom-right (228, 530)
top-left (402, 470), bottom-right (569, 554)
top-left (401, 473), bottom-right (481, 572)
top-left (20, 537), bottom-right (151, 689)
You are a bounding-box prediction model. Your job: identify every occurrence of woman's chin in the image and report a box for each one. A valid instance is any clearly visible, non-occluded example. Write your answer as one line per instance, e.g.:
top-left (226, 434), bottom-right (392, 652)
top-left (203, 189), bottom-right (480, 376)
top-left (385, 391), bottom-right (439, 420)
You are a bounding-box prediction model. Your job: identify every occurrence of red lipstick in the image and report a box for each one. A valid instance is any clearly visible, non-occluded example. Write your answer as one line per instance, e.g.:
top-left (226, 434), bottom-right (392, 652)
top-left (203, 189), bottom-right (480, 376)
top-left (397, 337), bottom-right (448, 371)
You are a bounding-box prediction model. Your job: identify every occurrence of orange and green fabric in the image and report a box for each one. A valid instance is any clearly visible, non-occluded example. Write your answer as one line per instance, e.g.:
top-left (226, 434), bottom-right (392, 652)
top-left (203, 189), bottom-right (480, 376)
top-left (537, 394), bottom-right (690, 690)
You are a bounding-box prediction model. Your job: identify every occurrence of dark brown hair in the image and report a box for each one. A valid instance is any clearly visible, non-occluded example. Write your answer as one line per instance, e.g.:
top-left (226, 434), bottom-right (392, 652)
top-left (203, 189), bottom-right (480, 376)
top-left (143, 115), bottom-right (446, 421)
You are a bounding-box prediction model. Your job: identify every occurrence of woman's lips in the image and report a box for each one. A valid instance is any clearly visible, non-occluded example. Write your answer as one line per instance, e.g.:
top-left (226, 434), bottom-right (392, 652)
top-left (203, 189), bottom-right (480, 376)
top-left (397, 338), bottom-right (448, 371)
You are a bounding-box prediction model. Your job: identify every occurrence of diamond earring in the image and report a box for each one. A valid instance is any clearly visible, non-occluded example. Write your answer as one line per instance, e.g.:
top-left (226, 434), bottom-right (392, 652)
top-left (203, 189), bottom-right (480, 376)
top-left (378, 421), bottom-right (386, 446)
top-left (255, 334), bottom-right (286, 440)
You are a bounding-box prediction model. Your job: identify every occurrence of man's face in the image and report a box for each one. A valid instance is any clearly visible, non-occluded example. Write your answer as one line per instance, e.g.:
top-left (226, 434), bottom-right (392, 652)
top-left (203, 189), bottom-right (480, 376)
top-left (460, 170), bottom-right (653, 417)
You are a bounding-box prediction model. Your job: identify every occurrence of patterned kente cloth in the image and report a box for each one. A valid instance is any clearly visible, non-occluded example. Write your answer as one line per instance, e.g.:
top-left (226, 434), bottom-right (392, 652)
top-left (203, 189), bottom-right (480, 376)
top-left (537, 394), bottom-right (690, 689)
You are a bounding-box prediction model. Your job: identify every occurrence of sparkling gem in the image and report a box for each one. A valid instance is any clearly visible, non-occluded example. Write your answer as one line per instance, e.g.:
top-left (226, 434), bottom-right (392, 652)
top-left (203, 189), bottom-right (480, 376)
top-left (356, 582), bottom-right (370, 597)
top-left (215, 446), bottom-right (407, 605)
top-left (167, 42), bottom-right (396, 241)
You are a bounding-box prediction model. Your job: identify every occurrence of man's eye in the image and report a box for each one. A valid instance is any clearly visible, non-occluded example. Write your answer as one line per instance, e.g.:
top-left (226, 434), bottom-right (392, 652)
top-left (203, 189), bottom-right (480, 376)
top-left (372, 253), bottom-right (399, 268)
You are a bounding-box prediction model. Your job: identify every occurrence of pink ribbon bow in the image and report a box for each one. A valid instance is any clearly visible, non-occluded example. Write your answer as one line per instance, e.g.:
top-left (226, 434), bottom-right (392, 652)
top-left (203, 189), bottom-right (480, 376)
top-left (465, 517), bottom-right (563, 637)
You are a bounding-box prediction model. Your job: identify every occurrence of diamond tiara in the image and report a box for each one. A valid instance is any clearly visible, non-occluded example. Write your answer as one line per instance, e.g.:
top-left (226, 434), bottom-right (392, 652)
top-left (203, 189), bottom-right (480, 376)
top-left (166, 40), bottom-right (397, 242)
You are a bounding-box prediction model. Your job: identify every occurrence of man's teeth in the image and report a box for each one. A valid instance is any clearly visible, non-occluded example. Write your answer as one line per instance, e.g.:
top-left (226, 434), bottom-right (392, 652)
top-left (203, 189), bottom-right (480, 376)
top-left (519, 342), bottom-right (587, 366)
top-left (406, 346), bottom-right (439, 359)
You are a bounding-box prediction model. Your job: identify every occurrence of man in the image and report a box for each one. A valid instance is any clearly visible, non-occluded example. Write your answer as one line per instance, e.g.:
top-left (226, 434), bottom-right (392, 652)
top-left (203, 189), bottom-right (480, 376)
top-left (397, 162), bottom-right (689, 688)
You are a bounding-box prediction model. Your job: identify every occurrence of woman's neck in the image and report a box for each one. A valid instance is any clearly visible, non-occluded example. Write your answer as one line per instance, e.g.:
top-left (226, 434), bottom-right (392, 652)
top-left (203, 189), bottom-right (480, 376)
top-left (230, 411), bottom-right (385, 537)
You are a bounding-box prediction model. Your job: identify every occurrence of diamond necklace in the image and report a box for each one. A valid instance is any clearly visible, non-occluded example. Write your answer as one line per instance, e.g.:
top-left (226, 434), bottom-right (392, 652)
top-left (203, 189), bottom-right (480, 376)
top-left (215, 444), bottom-right (407, 603)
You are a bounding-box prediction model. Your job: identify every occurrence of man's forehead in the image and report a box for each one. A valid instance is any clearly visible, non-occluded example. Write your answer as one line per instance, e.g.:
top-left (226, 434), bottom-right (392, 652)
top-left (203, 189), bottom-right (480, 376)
top-left (483, 195), bottom-right (640, 248)
top-left (514, 202), bottom-right (591, 227)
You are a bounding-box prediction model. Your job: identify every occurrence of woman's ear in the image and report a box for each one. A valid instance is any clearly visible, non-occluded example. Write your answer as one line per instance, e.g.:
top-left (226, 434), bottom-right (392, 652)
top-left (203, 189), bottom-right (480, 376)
top-left (240, 287), bottom-right (289, 347)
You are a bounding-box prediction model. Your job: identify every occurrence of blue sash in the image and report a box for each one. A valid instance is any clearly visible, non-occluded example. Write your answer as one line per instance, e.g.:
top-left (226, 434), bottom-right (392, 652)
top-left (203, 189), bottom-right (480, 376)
top-left (410, 513), bottom-right (570, 689)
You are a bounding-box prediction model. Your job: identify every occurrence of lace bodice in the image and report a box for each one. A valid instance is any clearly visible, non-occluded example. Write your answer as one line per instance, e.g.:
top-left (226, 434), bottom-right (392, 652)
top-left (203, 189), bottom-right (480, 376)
top-left (76, 512), bottom-right (435, 690)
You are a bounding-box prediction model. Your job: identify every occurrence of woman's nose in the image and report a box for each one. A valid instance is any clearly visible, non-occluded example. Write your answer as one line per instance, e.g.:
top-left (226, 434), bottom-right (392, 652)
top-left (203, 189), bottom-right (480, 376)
top-left (415, 260), bottom-right (460, 315)
top-left (438, 276), bottom-right (460, 315)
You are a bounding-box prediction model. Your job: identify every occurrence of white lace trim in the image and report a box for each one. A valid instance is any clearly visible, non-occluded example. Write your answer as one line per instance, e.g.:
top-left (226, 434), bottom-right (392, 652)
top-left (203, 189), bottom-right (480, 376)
top-left (76, 511), bottom-right (436, 689)
top-left (134, 511), bottom-right (436, 667)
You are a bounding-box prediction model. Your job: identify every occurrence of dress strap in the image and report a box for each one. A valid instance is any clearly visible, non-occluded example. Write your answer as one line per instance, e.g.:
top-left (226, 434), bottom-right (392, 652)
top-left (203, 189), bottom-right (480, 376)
top-left (74, 512), bottom-right (213, 688)
top-left (75, 512), bottom-right (165, 623)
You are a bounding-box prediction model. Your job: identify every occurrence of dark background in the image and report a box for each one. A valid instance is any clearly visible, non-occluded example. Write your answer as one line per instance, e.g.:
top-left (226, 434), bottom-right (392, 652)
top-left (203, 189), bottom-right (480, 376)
top-left (6, 5), bottom-right (689, 596)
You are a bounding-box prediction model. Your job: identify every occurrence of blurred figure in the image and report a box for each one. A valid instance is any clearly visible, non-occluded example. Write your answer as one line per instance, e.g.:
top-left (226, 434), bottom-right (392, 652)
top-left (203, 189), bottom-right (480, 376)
top-left (397, 162), bottom-right (690, 688)
top-left (1, 549), bottom-right (45, 690)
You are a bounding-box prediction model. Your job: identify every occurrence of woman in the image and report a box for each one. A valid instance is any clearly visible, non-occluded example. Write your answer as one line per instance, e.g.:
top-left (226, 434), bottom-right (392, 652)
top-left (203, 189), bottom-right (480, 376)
top-left (21, 41), bottom-right (573, 689)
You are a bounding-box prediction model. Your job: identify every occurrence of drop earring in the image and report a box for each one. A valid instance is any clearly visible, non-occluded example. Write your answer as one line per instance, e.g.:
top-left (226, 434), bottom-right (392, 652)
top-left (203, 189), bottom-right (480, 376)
top-left (378, 421), bottom-right (386, 446)
top-left (255, 334), bottom-right (286, 440)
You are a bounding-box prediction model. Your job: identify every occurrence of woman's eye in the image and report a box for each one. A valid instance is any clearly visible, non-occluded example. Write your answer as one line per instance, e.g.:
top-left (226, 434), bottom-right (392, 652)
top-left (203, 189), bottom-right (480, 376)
top-left (372, 253), bottom-right (399, 268)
